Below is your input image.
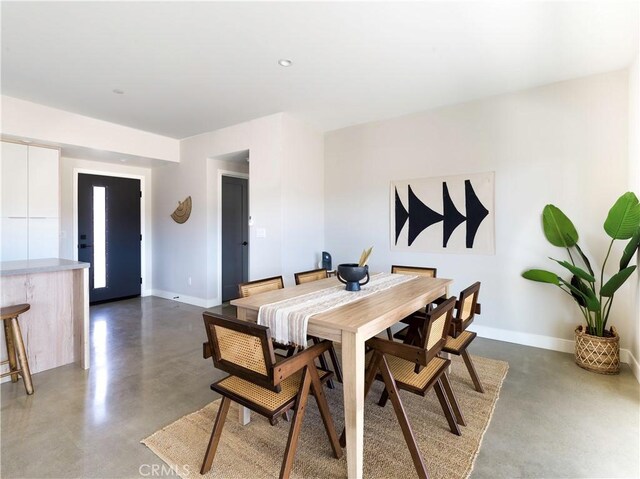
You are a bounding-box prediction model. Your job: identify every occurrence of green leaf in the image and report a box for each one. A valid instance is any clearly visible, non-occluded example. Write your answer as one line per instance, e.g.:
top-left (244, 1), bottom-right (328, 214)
top-left (574, 242), bottom-right (594, 276)
top-left (620, 227), bottom-right (640, 270)
top-left (542, 205), bottom-right (579, 247)
top-left (560, 278), bottom-right (600, 311)
top-left (522, 269), bottom-right (560, 285)
top-left (603, 192), bottom-right (640, 240)
top-left (570, 275), bottom-right (587, 307)
top-left (601, 265), bottom-right (637, 297)
top-left (549, 258), bottom-right (595, 282)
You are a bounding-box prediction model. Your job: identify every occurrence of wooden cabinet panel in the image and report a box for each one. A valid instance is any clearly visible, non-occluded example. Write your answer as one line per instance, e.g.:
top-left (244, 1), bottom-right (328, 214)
top-left (0, 142), bottom-right (28, 217)
top-left (28, 145), bottom-right (59, 218)
top-left (28, 217), bottom-right (59, 259)
top-left (1, 217), bottom-right (28, 261)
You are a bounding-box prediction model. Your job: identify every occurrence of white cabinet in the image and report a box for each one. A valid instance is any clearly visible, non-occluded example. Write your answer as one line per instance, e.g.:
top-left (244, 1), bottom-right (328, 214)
top-left (0, 141), bottom-right (59, 261)
top-left (28, 146), bottom-right (60, 218)
top-left (1, 218), bottom-right (28, 261)
top-left (1, 142), bottom-right (28, 217)
top-left (28, 218), bottom-right (59, 259)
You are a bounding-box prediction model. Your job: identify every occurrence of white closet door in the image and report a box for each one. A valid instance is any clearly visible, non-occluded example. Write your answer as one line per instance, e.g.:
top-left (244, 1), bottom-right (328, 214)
top-left (28, 146), bottom-right (59, 218)
top-left (0, 142), bottom-right (28, 218)
top-left (28, 218), bottom-right (59, 259)
top-left (1, 217), bottom-right (28, 261)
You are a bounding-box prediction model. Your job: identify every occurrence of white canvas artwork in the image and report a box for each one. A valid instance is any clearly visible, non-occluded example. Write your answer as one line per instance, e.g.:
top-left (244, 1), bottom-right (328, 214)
top-left (390, 172), bottom-right (495, 254)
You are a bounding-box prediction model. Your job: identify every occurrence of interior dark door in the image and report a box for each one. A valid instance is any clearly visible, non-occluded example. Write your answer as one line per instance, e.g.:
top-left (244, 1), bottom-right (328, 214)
top-left (221, 176), bottom-right (249, 302)
top-left (78, 174), bottom-right (141, 303)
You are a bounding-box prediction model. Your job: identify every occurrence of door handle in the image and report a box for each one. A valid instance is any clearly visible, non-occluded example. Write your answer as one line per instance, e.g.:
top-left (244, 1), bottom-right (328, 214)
top-left (241, 241), bottom-right (248, 246)
top-left (79, 244), bottom-right (93, 249)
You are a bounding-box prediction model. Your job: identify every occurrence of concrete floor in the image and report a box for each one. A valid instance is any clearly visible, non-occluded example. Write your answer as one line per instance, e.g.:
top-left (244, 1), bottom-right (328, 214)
top-left (1, 296), bottom-right (638, 478)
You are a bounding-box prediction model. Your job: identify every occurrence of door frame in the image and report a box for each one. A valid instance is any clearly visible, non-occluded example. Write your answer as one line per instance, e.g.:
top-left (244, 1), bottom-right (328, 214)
top-left (72, 168), bottom-right (148, 296)
top-left (217, 169), bottom-right (250, 304)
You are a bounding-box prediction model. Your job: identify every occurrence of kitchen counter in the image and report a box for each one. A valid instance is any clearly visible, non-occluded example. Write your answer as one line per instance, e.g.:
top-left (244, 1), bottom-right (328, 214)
top-left (1, 258), bottom-right (90, 377)
top-left (1, 258), bottom-right (89, 276)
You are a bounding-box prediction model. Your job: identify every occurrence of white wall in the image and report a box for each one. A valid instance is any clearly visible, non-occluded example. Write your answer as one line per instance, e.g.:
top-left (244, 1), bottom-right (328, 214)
top-left (1, 95), bottom-right (180, 163)
top-left (152, 113), bottom-right (324, 306)
top-left (281, 114), bottom-right (325, 285)
top-left (629, 53), bottom-right (640, 379)
top-left (59, 157), bottom-right (154, 295)
top-left (325, 70), bottom-right (634, 354)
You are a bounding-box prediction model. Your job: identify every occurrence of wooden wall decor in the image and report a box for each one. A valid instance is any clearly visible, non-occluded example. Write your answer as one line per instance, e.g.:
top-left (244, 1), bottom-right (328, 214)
top-left (390, 172), bottom-right (495, 254)
top-left (171, 196), bottom-right (192, 224)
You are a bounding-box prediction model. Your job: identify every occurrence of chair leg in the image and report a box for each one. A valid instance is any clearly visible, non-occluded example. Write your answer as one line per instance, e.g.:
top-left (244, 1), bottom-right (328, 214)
top-left (3, 320), bottom-right (19, 382)
top-left (200, 397), bottom-right (231, 474)
top-left (309, 366), bottom-right (343, 459)
top-left (440, 373), bottom-right (465, 426)
top-left (377, 389), bottom-right (389, 408)
top-left (340, 351), bottom-right (382, 447)
top-left (461, 349), bottom-right (484, 393)
top-left (378, 355), bottom-right (429, 479)
top-left (280, 367), bottom-right (312, 479)
top-left (433, 378), bottom-right (461, 436)
top-left (10, 317), bottom-right (33, 395)
top-left (312, 337), bottom-right (334, 389)
top-left (327, 344), bottom-right (343, 383)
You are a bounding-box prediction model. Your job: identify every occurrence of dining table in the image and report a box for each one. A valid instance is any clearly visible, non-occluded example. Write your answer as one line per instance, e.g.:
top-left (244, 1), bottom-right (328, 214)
top-left (230, 274), bottom-right (452, 479)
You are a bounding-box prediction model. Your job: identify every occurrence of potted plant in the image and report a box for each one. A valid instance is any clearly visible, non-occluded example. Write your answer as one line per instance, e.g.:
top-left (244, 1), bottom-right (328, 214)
top-left (522, 192), bottom-right (640, 374)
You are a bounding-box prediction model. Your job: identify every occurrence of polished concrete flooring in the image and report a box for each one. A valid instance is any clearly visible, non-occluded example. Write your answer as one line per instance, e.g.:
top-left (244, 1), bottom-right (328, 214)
top-left (1, 296), bottom-right (639, 478)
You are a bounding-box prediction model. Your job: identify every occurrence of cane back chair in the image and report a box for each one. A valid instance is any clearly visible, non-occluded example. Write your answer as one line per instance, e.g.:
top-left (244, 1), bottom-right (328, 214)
top-left (201, 312), bottom-right (342, 478)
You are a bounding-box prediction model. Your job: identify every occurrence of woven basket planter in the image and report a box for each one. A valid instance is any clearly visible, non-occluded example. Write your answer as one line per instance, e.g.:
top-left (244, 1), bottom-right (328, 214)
top-left (575, 325), bottom-right (620, 375)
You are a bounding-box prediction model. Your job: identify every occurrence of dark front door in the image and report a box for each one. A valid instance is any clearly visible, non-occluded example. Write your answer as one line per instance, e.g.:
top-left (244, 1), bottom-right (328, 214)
top-left (221, 175), bottom-right (249, 302)
top-left (78, 174), bottom-right (141, 303)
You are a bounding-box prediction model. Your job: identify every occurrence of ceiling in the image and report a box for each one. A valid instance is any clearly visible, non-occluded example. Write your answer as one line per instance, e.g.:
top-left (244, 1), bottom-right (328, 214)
top-left (2, 1), bottom-right (638, 139)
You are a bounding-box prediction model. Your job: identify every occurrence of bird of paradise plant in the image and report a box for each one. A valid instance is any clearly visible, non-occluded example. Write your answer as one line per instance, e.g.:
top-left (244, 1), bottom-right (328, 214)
top-left (522, 192), bottom-right (640, 337)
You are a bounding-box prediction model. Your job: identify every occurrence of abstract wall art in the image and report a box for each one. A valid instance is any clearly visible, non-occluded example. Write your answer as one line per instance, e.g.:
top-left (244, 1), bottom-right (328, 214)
top-left (390, 172), bottom-right (495, 254)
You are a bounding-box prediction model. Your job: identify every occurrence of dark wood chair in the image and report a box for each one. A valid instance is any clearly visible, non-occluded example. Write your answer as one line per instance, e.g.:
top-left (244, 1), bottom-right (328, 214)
top-left (293, 268), bottom-right (343, 387)
top-left (201, 312), bottom-right (342, 478)
top-left (294, 268), bottom-right (329, 285)
top-left (340, 297), bottom-right (465, 479)
top-left (441, 282), bottom-right (484, 393)
top-left (386, 265), bottom-right (438, 341)
top-left (397, 282), bottom-right (484, 393)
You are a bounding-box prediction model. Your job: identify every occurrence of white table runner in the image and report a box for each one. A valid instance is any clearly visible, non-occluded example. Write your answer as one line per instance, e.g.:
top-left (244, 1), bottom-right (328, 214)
top-left (257, 273), bottom-right (417, 348)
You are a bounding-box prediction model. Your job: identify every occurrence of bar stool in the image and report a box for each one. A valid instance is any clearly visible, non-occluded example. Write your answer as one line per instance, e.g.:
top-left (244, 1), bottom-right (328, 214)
top-left (1, 304), bottom-right (34, 395)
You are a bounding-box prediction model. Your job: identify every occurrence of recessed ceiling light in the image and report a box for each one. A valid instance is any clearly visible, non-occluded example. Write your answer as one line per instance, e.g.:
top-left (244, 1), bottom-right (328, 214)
top-left (120, 159), bottom-right (127, 162)
top-left (113, 89), bottom-right (125, 95)
top-left (278, 59), bottom-right (293, 67)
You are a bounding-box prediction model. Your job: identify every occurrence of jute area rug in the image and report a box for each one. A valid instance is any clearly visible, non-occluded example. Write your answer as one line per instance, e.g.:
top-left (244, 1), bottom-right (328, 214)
top-left (142, 355), bottom-right (508, 479)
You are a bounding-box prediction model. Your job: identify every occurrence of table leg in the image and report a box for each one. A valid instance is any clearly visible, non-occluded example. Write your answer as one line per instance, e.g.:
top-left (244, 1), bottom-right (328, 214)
top-left (238, 404), bottom-right (251, 425)
top-left (342, 331), bottom-right (365, 479)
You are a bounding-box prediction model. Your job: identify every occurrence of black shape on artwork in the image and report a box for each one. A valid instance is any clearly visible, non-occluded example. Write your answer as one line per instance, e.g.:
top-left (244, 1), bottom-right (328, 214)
top-left (442, 182), bottom-right (466, 247)
top-left (464, 180), bottom-right (489, 248)
top-left (408, 185), bottom-right (443, 246)
top-left (394, 179), bottom-right (490, 248)
top-left (395, 187), bottom-right (409, 244)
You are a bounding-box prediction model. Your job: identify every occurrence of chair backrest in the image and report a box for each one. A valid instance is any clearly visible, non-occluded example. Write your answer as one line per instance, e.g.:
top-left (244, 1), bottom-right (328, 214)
top-left (391, 265), bottom-right (437, 278)
top-left (238, 276), bottom-right (284, 298)
top-left (419, 296), bottom-right (456, 360)
top-left (202, 312), bottom-right (279, 391)
top-left (452, 282), bottom-right (481, 336)
top-left (294, 268), bottom-right (328, 285)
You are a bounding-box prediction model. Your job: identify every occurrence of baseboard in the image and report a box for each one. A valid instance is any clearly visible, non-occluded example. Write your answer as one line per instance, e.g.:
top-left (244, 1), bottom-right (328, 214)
top-left (474, 324), bottom-right (640, 383)
top-left (150, 289), bottom-right (220, 309)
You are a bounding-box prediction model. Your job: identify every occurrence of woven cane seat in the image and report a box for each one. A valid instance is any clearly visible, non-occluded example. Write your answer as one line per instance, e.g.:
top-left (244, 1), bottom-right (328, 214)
top-left (443, 330), bottom-right (476, 354)
top-left (367, 351), bottom-right (447, 391)
top-left (213, 369), bottom-right (331, 413)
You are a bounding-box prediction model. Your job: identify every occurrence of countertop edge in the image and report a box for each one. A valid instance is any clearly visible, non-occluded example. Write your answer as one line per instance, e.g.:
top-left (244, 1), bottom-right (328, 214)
top-left (1, 259), bottom-right (90, 276)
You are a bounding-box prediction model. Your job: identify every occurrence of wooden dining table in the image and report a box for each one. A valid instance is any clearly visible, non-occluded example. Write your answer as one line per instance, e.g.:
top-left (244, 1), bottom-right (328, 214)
top-left (230, 274), bottom-right (452, 479)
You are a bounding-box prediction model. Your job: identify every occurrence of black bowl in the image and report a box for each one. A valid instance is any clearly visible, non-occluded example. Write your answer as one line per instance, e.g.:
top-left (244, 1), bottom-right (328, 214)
top-left (337, 263), bottom-right (368, 282)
